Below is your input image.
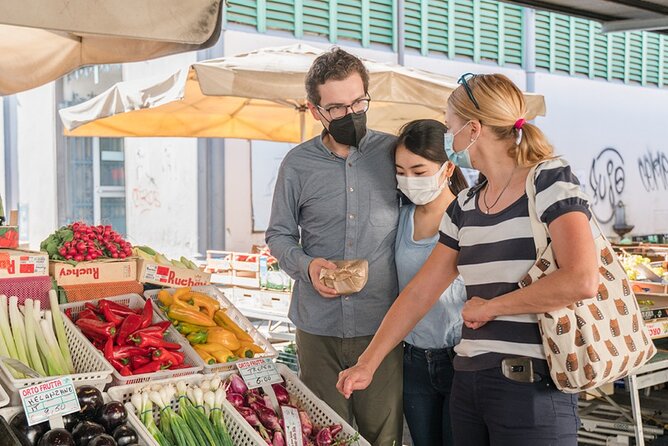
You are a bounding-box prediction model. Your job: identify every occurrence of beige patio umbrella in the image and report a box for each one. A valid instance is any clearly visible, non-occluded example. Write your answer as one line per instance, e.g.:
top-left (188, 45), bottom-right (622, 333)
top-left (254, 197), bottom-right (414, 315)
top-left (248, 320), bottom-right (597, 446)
top-left (59, 44), bottom-right (546, 142)
top-left (0, 0), bottom-right (223, 95)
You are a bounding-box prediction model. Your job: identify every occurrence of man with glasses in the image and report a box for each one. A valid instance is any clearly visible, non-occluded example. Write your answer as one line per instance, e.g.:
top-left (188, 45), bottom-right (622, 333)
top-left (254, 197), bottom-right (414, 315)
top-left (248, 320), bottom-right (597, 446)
top-left (266, 48), bottom-right (403, 445)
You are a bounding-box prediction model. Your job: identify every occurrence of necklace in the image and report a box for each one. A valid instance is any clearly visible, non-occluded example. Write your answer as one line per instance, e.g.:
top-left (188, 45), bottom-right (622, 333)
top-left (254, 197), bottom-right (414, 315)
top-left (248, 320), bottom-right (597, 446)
top-left (482, 167), bottom-right (517, 214)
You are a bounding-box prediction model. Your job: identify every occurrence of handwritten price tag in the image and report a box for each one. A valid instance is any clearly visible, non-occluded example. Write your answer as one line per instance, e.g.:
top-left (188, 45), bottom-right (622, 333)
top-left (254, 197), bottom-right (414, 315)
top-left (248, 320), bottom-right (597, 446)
top-left (236, 358), bottom-right (283, 390)
top-left (282, 406), bottom-right (304, 446)
top-left (20, 377), bottom-right (81, 426)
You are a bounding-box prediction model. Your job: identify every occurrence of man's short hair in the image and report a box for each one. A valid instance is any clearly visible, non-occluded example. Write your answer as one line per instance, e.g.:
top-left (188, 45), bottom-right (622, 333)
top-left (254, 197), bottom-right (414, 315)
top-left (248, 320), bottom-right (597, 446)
top-left (305, 47), bottom-right (369, 106)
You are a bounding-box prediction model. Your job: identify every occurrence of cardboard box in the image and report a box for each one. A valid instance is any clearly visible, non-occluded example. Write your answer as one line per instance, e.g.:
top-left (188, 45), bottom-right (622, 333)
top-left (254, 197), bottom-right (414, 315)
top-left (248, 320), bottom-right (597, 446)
top-left (137, 259), bottom-right (211, 287)
top-left (0, 227), bottom-right (19, 249)
top-left (0, 249), bottom-right (49, 279)
top-left (50, 259), bottom-right (137, 286)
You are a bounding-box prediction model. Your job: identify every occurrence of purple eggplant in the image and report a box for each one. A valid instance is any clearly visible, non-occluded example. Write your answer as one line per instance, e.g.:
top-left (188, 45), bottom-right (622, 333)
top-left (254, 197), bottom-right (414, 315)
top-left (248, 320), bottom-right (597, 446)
top-left (271, 383), bottom-right (290, 405)
top-left (257, 405), bottom-right (282, 431)
top-left (272, 431), bottom-right (286, 446)
top-left (299, 410), bottom-right (313, 437)
top-left (316, 427), bottom-right (333, 446)
top-left (226, 392), bottom-right (245, 408)
top-left (330, 424), bottom-right (343, 437)
top-left (228, 374), bottom-right (248, 394)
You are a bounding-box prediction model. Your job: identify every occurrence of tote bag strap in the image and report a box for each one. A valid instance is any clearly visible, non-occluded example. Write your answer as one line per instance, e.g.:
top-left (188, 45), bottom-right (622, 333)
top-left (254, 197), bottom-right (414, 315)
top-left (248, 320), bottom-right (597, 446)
top-left (524, 162), bottom-right (550, 255)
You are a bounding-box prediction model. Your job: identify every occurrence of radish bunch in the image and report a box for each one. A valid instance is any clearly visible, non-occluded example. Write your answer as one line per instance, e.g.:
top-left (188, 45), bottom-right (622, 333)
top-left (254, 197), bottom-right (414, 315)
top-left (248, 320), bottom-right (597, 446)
top-left (41, 222), bottom-right (133, 263)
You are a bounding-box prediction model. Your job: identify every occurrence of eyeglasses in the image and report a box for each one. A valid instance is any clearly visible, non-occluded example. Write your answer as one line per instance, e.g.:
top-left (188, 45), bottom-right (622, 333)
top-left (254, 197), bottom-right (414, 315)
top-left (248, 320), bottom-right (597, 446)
top-left (317, 95), bottom-right (371, 121)
top-left (458, 73), bottom-right (480, 110)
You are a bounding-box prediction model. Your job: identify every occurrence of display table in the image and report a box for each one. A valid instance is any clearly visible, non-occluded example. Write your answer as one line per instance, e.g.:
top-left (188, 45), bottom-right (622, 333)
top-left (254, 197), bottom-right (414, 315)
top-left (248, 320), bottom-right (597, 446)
top-left (627, 349), bottom-right (668, 446)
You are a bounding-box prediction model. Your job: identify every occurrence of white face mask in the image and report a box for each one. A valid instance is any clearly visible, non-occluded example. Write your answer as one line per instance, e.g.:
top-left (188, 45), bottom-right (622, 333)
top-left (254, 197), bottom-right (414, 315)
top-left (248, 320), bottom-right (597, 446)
top-left (396, 162), bottom-right (448, 205)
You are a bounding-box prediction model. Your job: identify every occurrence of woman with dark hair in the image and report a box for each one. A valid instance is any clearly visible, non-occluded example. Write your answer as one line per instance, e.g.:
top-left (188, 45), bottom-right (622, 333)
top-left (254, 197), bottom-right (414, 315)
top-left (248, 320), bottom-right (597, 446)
top-left (394, 119), bottom-right (468, 446)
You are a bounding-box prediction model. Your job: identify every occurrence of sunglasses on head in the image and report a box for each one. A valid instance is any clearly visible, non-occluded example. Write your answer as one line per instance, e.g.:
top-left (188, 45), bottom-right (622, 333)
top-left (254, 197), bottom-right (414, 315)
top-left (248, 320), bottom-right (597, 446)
top-left (458, 73), bottom-right (480, 110)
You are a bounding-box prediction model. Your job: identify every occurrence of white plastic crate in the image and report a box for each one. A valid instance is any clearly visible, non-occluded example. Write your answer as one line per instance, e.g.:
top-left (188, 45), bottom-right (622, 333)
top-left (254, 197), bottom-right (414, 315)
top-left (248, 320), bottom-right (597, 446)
top-left (275, 364), bottom-right (370, 446)
top-left (0, 382), bottom-right (8, 408)
top-left (0, 309), bottom-right (113, 405)
top-left (60, 294), bottom-right (202, 386)
top-left (0, 394), bottom-right (151, 445)
top-left (144, 285), bottom-right (278, 374)
top-left (107, 374), bottom-right (263, 446)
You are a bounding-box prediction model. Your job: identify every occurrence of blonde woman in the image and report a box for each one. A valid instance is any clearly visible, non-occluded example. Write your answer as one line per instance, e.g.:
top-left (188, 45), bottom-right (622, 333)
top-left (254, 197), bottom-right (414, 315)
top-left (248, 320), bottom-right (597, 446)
top-left (337, 74), bottom-right (598, 445)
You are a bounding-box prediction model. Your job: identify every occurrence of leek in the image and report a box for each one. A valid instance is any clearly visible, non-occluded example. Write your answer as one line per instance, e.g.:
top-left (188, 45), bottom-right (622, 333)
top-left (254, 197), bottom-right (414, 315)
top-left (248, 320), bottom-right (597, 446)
top-left (42, 311), bottom-right (69, 375)
top-left (49, 290), bottom-right (74, 373)
top-left (33, 306), bottom-right (63, 375)
top-left (0, 295), bottom-right (19, 360)
top-left (9, 296), bottom-right (31, 370)
top-left (23, 300), bottom-right (46, 376)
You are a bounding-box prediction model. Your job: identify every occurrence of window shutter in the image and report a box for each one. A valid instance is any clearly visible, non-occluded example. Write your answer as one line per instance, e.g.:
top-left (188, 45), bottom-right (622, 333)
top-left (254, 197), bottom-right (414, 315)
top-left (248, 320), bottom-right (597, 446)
top-left (427, 0), bottom-right (449, 55)
top-left (479, 0), bottom-right (499, 63)
top-left (370, 0), bottom-right (394, 46)
top-left (266, 0), bottom-right (295, 32)
top-left (303, 0), bottom-right (330, 39)
top-left (337, 0), bottom-right (363, 42)
top-left (227, 0), bottom-right (258, 27)
top-left (453, 0), bottom-right (475, 59)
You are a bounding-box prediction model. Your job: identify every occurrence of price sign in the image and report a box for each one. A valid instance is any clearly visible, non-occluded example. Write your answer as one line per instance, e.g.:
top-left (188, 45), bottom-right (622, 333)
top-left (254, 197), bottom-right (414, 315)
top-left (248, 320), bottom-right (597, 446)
top-left (20, 377), bottom-right (81, 426)
top-left (282, 406), bottom-right (304, 446)
top-left (236, 358), bottom-right (283, 390)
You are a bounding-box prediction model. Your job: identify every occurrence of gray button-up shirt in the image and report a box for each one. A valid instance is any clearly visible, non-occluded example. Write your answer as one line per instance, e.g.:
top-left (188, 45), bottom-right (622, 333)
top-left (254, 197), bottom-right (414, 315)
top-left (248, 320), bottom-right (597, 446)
top-left (266, 130), bottom-right (399, 338)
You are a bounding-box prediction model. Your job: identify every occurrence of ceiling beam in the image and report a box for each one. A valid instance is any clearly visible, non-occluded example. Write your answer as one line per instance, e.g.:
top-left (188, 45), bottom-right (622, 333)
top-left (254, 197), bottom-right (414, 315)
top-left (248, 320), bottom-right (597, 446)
top-left (604, 0), bottom-right (668, 15)
top-left (602, 16), bottom-right (668, 33)
top-left (504, 0), bottom-right (622, 22)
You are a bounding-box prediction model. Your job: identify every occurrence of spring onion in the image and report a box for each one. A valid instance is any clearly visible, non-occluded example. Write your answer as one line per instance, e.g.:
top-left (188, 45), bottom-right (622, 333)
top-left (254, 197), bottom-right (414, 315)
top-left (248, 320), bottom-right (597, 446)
top-left (49, 290), bottom-right (74, 373)
top-left (9, 296), bottom-right (31, 370)
top-left (23, 300), bottom-right (46, 376)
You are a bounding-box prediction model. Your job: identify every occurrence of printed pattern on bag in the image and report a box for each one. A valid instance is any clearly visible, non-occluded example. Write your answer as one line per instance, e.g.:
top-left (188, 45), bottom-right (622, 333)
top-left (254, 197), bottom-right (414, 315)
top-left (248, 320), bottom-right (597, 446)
top-left (521, 243), bottom-right (656, 393)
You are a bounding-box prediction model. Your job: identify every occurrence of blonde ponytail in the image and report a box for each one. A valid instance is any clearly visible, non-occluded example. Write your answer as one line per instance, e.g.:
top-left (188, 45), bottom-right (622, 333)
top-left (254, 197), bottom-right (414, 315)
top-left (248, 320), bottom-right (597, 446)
top-left (447, 73), bottom-right (554, 167)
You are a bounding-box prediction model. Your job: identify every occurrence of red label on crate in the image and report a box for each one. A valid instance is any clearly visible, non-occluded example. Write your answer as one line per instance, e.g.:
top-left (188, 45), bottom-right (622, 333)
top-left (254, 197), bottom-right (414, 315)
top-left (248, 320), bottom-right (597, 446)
top-left (0, 255), bottom-right (12, 271)
top-left (20, 263), bottom-right (35, 274)
top-left (59, 266), bottom-right (100, 279)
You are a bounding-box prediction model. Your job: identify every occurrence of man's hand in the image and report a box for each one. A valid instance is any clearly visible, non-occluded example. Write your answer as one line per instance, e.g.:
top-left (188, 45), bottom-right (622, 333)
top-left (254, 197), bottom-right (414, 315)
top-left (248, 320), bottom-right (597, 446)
top-left (308, 258), bottom-right (340, 298)
top-left (462, 296), bottom-right (495, 329)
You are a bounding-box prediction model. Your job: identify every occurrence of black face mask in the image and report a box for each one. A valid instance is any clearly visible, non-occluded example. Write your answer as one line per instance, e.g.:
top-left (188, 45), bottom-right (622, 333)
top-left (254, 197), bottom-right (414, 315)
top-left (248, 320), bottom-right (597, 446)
top-left (327, 112), bottom-right (367, 147)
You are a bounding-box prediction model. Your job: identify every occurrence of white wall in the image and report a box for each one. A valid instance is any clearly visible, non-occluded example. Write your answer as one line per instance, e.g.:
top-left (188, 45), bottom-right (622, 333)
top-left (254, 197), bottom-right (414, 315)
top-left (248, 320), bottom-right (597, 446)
top-left (15, 84), bottom-right (58, 249)
top-left (122, 53), bottom-right (200, 258)
top-left (535, 73), bottom-right (668, 236)
top-left (0, 97), bottom-right (5, 210)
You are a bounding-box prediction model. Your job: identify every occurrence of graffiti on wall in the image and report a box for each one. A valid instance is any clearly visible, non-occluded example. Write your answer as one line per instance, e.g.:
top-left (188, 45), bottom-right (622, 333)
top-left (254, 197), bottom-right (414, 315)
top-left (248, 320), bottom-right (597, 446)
top-left (638, 150), bottom-right (668, 192)
top-left (588, 148), bottom-right (625, 224)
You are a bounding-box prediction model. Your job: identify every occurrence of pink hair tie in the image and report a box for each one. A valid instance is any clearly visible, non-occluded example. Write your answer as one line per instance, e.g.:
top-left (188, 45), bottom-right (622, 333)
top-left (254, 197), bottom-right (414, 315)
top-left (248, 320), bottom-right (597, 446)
top-left (514, 118), bottom-right (526, 129)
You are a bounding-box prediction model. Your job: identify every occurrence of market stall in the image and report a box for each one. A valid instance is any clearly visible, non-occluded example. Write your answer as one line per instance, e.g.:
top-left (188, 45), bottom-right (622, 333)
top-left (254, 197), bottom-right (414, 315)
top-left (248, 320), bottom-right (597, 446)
top-left (0, 219), bottom-right (367, 446)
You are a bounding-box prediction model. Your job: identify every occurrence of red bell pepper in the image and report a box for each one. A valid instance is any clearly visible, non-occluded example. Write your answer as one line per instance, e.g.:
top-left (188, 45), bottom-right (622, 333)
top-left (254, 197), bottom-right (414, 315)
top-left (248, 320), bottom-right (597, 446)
top-left (129, 333), bottom-right (181, 350)
top-left (109, 358), bottom-right (133, 376)
top-left (85, 302), bottom-right (101, 314)
top-left (133, 359), bottom-right (172, 374)
top-left (100, 299), bottom-right (141, 317)
top-left (127, 321), bottom-right (171, 341)
top-left (76, 318), bottom-right (116, 339)
top-left (99, 300), bottom-right (124, 327)
top-left (116, 314), bottom-right (143, 346)
top-left (140, 299), bottom-right (153, 329)
top-left (64, 308), bottom-right (74, 321)
top-left (130, 355), bottom-right (151, 370)
top-left (152, 347), bottom-right (185, 366)
top-left (77, 309), bottom-right (100, 322)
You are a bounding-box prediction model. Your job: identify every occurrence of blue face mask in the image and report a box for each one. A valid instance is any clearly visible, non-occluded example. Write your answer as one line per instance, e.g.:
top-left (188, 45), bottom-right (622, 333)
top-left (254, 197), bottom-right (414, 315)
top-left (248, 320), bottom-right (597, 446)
top-left (444, 121), bottom-right (477, 169)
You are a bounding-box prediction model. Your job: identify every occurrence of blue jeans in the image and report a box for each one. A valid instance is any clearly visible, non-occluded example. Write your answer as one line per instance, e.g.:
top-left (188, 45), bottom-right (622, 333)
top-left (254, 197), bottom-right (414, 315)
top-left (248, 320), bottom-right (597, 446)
top-left (403, 343), bottom-right (455, 446)
top-left (450, 364), bottom-right (580, 446)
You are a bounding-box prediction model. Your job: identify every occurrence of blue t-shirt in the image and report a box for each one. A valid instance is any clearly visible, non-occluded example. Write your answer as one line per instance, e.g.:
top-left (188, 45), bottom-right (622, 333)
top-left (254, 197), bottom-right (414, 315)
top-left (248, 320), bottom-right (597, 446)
top-left (396, 204), bottom-right (466, 349)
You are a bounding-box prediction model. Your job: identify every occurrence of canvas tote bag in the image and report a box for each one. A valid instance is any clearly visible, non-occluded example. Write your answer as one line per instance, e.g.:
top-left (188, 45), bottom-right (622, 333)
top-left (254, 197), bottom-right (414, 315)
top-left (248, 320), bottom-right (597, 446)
top-left (519, 160), bottom-right (656, 393)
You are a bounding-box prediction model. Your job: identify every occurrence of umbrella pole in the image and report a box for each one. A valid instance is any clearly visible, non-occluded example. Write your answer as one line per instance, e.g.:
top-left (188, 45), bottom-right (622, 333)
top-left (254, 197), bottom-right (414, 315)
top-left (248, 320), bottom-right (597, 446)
top-left (299, 107), bottom-right (306, 142)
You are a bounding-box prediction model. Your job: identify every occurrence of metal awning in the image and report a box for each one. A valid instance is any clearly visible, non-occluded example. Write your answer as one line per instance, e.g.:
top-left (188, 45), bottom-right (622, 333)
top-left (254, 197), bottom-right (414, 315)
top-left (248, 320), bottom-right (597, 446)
top-left (505, 0), bottom-right (668, 33)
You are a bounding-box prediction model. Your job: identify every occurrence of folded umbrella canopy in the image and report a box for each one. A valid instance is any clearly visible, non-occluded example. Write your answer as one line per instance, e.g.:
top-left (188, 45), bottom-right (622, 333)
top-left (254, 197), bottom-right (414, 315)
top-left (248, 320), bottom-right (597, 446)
top-left (60, 44), bottom-right (546, 143)
top-left (0, 0), bottom-right (223, 95)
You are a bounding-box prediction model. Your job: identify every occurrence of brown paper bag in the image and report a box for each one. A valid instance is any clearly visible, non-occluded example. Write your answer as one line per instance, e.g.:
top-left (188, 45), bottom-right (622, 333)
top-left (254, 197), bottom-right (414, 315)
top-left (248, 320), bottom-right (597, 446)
top-left (319, 260), bottom-right (369, 295)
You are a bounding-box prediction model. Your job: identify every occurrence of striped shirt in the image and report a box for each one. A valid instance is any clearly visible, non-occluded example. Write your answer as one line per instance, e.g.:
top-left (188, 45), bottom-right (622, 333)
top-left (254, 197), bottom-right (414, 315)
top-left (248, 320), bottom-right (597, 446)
top-left (439, 158), bottom-right (591, 371)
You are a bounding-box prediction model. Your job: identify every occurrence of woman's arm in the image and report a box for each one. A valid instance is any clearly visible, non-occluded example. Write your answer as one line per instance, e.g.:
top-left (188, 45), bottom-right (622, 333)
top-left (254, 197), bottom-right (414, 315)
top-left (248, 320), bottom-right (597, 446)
top-left (336, 243), bottom-right (459, 398)
top-left (462, 212), bottom-right (599, 328)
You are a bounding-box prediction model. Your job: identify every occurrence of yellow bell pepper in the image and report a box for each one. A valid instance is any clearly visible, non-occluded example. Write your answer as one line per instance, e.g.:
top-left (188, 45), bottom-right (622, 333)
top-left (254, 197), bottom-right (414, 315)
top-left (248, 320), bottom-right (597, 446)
top-left (239, 341), bottom-right (264, 354)
top-left (213, 310), bottom-right (254, 343)
top-left (209, 349), bottom-right (237, 364)
top-left (157, 290), bottom-right (173, 306)
top-left (193, 346), bottom-right (216, 365)
top-left (172, 287), bottom-right (191, 301)
top-left (189, 293), bottom-right (220, 319)
top-left (195, 343), bottom-right (229, 353)
top-left (234, 346), bottom-right (255, 359)
top-left (205, 327), bottom-right (241, 351)
top-left (167, 305), bottom-right (216, 327)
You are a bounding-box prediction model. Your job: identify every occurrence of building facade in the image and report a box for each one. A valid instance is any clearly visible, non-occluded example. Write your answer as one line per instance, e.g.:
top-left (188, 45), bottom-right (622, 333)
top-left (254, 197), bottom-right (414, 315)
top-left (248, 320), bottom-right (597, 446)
top-left (2, 0), bottom-right (668, 256)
